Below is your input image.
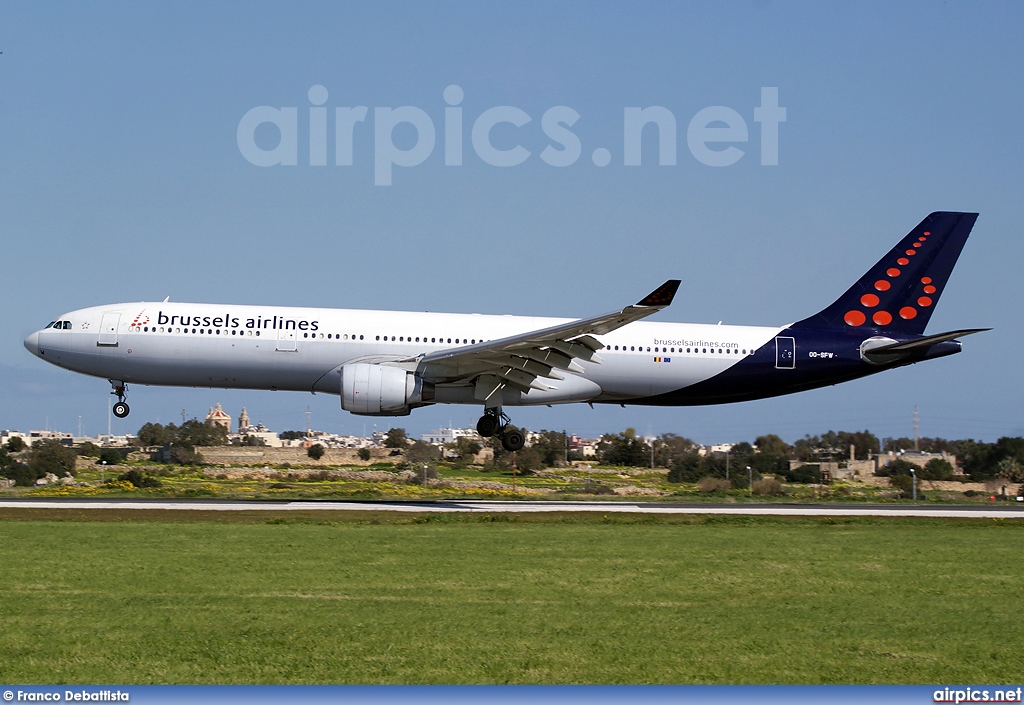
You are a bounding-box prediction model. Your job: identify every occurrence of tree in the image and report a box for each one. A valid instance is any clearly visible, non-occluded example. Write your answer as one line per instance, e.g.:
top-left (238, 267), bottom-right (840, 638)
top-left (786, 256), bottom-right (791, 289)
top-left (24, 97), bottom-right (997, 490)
top-left (996, 457), bottom-right (1023, 483)
top-left (754, 434), bottom-right (792, 457)
top-left (27, 439), bottom-right (78, 478)
top-left (876, 458), bottom-right (918, 477)
top-left (137, 422), bottom-right (171, 447)
top-left (5, 436), bottom-right (26, 453)
top-left (176, 419), bottom-right (228, 447)
top-left (405, 440), bottom-right (439, 464)
top-left (0, 447), bottom-right (31, 486)
top-left (307, 444), bottom-right (325, 460)
top-left (655, 433), bottom-right (697, 467)
top-left (921, 458), bottom-right (955, 480)
top-left (235, 434), bottom-right (266, 447)
top-left (667, 452), bottom-right (726, 483)
top-left (279, 430), bottom-right (305, 441)
top-left (512, 446), bottom-right (541, 474)
top-left (453, 436), bottom-right (482, 463)
top-left (384, 428), bottom-right (408, 448)
top-left (357, 448), bottom-right (372, 461)
top-left (599, 428), bottom-right (651, 467)
top-left (529, 430), bottom-right (568, 467)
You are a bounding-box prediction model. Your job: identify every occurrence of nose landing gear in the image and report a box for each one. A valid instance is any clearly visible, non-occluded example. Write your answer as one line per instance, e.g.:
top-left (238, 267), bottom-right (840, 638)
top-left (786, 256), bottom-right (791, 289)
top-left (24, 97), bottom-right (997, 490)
top-left (476, 408), bottom-right (525, 452)
top-left (110, 381), bottom-right (130, 418)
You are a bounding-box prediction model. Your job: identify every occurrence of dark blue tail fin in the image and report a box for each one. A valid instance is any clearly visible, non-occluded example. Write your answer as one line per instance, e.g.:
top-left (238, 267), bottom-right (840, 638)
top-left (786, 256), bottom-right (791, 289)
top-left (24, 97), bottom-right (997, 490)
top-left (794, 211), bottom-right (977, 335)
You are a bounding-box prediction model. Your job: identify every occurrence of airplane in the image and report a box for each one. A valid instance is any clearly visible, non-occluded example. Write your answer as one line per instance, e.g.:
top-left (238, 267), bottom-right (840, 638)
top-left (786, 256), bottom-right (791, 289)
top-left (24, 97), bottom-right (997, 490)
top-left (24, 211), bottom-right (986, 452)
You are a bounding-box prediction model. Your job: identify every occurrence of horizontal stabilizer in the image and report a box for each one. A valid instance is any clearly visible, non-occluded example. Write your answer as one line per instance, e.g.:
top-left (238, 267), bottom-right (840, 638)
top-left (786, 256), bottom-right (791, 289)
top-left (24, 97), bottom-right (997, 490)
top-left (865, 328), bottom-right (990, 355)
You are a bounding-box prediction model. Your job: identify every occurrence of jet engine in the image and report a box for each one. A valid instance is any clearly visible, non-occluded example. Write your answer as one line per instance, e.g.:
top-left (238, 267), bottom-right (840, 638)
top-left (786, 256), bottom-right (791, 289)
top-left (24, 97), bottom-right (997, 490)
top-left (340, 363), bottom-right (433, 415)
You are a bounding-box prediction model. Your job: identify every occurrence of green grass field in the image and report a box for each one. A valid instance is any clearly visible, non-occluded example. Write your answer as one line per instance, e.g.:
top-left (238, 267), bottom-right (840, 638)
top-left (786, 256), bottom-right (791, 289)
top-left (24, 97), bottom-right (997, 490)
top-left (0, 511), bottom-right (1021, 684)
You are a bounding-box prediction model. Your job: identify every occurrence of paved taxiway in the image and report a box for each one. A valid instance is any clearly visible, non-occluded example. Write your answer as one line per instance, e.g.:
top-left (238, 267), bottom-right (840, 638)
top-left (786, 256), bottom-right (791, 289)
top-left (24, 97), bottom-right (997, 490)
top-left (0, 498), bottom-right (1021, 518)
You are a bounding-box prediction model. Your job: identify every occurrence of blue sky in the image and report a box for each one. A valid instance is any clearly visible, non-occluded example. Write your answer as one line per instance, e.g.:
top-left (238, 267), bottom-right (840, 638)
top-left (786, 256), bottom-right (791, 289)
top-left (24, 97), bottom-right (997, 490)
top-left (1, 1), bottom-right (1021, 443)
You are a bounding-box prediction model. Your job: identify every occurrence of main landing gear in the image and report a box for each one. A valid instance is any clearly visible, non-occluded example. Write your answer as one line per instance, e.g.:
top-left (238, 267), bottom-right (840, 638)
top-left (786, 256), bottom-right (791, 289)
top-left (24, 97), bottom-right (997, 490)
top-left (476, 408), bottom-right (525, 452)
top-left (110, 381), bottom-right (130, 418)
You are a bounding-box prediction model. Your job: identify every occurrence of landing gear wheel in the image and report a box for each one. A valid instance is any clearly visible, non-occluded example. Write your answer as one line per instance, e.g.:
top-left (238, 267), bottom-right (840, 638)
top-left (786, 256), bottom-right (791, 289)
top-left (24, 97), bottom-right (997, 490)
top-left (477, 413), bottom-right (500, 438)
top-left (112, 401), bottom-right (130, 418)
top-left (501, 428), bottom-right (525, 452)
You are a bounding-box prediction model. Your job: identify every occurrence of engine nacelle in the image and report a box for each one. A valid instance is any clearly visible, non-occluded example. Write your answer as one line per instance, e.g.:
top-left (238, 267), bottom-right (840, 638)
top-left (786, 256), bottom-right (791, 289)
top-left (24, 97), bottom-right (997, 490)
top-left (340, 363), bottom-right (433, 415)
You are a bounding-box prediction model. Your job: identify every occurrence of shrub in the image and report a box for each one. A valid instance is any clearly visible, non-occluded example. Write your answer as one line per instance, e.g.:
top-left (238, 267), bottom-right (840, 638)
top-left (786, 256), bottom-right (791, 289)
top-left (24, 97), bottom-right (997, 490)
top-left (169, 446), bottom-right (202, 465)
top-left (5, 436), bottom-right (26, 453)
top-left (752, 477), bottom-right (786, 496)
top-left (307, 444), bottom-right (325, 460)
top-left (117, 469), bottom-right (162, 488)
top-left (785, 464), bottom-right (821, 484)
top-left (889, 473), bottom-right (925, 499)
top-left (409, 465), bottom-right (438, 485)
top-left (578, 482), bottom-right (615, 495)
top-left (697, 476), bottom-right (731, 493)
top-left (4, 463), bottom-right (39, 487)
top-left (77, 441), bottom-right (101, 457)
top-left (358, 448), bottom-right (371, 461)
top-left (98, 448), bottom-right (124, 465)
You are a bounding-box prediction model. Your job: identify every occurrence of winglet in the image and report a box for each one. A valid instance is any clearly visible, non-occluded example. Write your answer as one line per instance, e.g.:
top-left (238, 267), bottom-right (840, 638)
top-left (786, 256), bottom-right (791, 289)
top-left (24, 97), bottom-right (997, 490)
top-left (636, 280), bottom-right (681, 308)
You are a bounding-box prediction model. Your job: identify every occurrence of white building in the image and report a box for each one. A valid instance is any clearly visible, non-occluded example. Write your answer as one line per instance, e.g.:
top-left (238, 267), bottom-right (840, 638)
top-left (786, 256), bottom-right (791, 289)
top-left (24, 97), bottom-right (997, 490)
top-left (421, 427), bottom-right (480, 445)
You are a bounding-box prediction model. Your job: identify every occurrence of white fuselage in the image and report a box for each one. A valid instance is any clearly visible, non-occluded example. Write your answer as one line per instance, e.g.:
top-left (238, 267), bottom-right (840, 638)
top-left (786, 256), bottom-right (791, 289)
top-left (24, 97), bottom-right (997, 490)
top-left (26, 301), bottom-right (783, 407)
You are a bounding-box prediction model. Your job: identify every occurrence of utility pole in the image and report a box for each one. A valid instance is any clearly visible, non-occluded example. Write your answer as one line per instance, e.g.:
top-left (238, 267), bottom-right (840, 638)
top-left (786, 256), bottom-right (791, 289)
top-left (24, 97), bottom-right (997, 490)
top-left (913, 405), bottom-right (920, 452)
top-left (181, 409), bottom-right (186, 425)
top-left (306, 406), bottom-right (312, 435)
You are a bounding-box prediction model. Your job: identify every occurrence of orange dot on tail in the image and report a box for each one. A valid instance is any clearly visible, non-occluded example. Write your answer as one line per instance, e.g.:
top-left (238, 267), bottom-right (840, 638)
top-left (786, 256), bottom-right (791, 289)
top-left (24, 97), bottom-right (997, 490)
top-left (875, 280), bottom-right (891, 291)
top-left (913, 242), bottom-right (922, 248)
top-left (921, 276), bottom-right (932, 284)
top-left (923, 231), bottom-right (931, 236)
top-left (917, 296), bottom-right (933, 307)
top-left (887, 267), bottom-right (901, 277)
top-left (872, 311), bottom-right (892, 326)
top-left (844, 310), bottom-right (866, 326)
top-left (860, 293), bottom-right (880, 307)
top-left (918, 236), bottom-right (927, 242)
top-left (923, 285), bottom-right (936, 294)
top-left (897, 257), bottom-right (909, 265)
top-left (906, 250), bottom-right (916, 256)
top-left (900, 307), bottom-right (917, 320)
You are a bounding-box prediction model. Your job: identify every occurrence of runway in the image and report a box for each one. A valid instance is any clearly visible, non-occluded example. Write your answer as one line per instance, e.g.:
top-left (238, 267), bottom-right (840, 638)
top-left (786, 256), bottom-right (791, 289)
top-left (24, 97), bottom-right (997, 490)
top-left (1, 498), bottom-right (1022, 518)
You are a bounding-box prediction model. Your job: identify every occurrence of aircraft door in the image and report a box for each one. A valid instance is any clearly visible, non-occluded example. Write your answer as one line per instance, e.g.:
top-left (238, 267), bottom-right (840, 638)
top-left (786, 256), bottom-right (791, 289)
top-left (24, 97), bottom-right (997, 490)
top-left (98, 313), bottom-right (120, 347)
top-left (276, 329), bottom-right (297, 352)
top-left (775, 336), bottom-right (795, 369)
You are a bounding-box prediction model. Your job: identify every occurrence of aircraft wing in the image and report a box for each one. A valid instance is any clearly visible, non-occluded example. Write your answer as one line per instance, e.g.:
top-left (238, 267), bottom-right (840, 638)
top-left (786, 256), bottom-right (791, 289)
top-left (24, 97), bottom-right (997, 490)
top-left (404, 280), bottom-right (680, 396)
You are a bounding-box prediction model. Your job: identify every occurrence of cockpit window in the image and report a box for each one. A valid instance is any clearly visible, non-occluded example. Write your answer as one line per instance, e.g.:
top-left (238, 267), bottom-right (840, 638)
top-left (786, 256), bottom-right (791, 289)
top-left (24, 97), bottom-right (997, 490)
top-left (62, 321), bottom-right (72, 330)
top-left (46, 322), bottom-right (55, 329)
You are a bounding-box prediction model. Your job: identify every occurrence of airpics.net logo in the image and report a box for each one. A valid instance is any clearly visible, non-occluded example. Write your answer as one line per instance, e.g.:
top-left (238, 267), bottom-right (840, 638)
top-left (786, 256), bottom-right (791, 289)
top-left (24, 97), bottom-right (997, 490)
top-left (236, 85), bottom-right (786, 185)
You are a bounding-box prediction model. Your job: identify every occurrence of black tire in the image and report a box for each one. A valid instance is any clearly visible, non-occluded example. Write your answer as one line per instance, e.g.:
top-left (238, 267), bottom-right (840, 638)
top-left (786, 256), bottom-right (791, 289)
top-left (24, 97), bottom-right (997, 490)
top-left (476, 414), bottom-right (499, 438)
top-left (501, 428), bottom-right (525, 452)
top-left (112, 402), bottom-right (130, 418)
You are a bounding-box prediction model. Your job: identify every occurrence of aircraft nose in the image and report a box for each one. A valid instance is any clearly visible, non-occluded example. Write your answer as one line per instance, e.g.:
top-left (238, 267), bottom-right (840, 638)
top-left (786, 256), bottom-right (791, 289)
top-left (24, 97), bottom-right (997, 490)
top-left (24, 331), bottom-right (40, 356)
